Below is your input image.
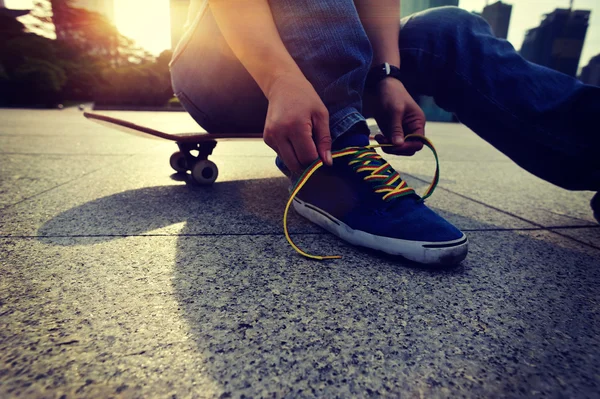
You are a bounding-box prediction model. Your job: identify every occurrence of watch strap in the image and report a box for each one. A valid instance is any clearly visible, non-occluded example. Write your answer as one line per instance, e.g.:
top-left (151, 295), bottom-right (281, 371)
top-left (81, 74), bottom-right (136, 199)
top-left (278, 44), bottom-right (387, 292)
top-left (365, 62), bottom-right (402, 92)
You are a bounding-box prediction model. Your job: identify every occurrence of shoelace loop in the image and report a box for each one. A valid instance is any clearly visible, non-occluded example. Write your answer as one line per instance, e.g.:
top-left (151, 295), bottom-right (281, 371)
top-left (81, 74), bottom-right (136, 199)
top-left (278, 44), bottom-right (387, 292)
top-left (283, 134), bottom-right (440, 260)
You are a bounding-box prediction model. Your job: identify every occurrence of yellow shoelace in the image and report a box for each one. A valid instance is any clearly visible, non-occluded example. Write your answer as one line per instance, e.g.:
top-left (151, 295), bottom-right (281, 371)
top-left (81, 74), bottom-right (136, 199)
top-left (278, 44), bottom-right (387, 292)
top-left (283, 134), bottom-right (440, 260)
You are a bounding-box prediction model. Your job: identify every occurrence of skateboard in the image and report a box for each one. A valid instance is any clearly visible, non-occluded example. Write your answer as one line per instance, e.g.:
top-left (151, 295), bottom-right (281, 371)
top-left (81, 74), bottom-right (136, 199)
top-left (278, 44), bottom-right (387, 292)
top-left (84, 112), bottom-right (263, 185)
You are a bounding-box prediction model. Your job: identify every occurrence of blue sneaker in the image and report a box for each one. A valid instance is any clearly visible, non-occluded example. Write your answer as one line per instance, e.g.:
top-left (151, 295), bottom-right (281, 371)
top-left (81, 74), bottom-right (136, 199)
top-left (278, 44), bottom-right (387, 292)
top-left (282, 139), bottom-right (468, 265)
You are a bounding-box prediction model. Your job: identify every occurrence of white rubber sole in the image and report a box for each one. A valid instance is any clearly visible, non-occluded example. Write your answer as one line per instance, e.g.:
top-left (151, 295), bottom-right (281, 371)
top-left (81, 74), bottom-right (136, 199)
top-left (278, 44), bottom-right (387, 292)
top-left (293, 197), bottom-right (468, 265)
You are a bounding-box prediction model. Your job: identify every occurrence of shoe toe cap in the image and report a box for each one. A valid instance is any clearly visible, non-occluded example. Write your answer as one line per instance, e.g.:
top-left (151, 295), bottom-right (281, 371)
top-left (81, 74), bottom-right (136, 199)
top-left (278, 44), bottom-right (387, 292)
top-left (358, 200), bottom-right (464, 243)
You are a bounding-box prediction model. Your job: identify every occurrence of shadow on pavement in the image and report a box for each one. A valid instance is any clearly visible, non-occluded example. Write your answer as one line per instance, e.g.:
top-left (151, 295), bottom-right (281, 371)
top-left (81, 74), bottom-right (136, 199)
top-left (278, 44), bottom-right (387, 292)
top-left (36, 178), bottom-right (600, 396)
top-left (38, 177), bottom-right (296, 240)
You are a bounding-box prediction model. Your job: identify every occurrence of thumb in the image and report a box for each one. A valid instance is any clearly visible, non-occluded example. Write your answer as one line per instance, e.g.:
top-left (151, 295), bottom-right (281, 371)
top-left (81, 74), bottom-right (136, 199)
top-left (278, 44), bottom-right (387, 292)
top-left (389, 110), bottom-right (405, 146)
top-left (313, 110), bottom-right (333, 166)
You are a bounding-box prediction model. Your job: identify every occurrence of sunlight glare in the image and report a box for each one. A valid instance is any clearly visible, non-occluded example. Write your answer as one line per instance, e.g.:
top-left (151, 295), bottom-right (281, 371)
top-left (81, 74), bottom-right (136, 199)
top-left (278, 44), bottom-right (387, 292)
top-left (113, 0), bottom-right (171, 56)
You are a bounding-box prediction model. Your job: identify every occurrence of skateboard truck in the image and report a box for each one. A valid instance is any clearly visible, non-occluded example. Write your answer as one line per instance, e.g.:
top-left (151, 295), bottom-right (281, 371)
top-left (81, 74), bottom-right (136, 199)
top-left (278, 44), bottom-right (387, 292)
top-left (170, 141), bottom-right (219, 185)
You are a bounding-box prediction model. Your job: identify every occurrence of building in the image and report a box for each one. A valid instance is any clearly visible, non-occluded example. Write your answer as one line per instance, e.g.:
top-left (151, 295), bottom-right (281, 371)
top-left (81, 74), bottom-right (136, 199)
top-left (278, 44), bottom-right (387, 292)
top-left (520, 8), bottom-right (590, 77)
top-left (481, 1), bottom-right (512, 39)
top-left (580, 54), bottom-right (600, 86)
top-left (72, 0), bottom-right (114, 21)
top-left (401, 0), bottom-right (458, 17)
top-left (170, 0), bottom-right (190, 50)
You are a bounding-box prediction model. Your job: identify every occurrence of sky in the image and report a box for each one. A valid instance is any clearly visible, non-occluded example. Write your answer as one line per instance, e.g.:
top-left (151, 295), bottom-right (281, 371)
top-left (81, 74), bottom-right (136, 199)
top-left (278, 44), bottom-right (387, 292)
top-left (6, 0), bottom-right (600, 67)
top-left (460, 0), bottom-right (600, 68)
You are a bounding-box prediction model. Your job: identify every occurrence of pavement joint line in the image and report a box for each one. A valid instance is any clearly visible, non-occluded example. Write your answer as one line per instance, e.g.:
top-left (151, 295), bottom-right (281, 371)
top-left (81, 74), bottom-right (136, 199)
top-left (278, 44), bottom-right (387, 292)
top-left (1, 226), bottom-right (598, 240)
top-left (547, 230), bottom-right (600, 251)
top-left (402, 172), bottom-right (599, 250)
top-left (1, 150), bottom-right (596, 248)
top-left (548, 225), bottom-right (600, 229)
top-left (0, 154), bottom-right (140, 212)
top-left (464, 225), bottom-right (600, 231)
top-left (0, 232), bottom-right (328, 239)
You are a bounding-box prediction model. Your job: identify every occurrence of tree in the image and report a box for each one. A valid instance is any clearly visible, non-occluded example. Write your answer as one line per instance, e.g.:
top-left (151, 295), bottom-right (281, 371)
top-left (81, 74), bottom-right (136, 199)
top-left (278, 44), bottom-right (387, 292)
top-left (0, 31), bottom-right (67, 106)
top-left (95, 50), bottom-right (175, 107)
top-left (48, 0), bottom-right (153, 66)
top-left (0, 14), bottom-right (67, 106)
top-left (1, 0), bottom-right (171, 107)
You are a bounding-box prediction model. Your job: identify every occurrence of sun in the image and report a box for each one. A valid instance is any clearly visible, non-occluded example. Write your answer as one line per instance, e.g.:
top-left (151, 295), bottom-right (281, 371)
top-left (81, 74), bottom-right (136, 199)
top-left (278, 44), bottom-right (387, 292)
top-left (113, 0), bottom-right (171, 56)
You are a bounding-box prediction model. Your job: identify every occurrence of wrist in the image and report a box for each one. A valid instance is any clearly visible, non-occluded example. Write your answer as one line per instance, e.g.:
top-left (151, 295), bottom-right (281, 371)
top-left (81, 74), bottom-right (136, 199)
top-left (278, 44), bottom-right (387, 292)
top-left (377, 76), bottom-right (403, 89)
top-left (262, 68), bottom-right (304, 99)
top-left (365, 62), bottom-right (402, 93)
top-left (371, 55), bottom-right (400, 70)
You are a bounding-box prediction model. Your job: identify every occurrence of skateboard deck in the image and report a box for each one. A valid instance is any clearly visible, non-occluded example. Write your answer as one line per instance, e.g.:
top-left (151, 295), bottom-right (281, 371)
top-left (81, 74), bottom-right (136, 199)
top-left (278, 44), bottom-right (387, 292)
top-left (83, 112), bottom-right (263, 142)
top-left (84, 112), bottom-right (263, 185)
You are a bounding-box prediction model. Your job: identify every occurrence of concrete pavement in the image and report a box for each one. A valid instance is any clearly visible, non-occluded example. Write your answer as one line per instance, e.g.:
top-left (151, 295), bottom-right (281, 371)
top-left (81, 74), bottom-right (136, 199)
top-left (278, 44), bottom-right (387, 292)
top-left (1, 108), bottom-right (599, 398)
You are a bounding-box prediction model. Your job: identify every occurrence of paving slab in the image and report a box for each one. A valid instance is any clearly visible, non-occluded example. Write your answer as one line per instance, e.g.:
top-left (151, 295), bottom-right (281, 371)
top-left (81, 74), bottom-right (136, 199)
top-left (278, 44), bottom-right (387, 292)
top-left (0, 154), bottom-right (128, 209)
top-left (370, 121), bottom-right (597, 228)
top-left (375, 120), bottom-right (595, 228)
top-left (548, 227), bottom-right (600, 249)
top-left (386, 156), bottom-right (597, 228)
top-left (0, 109), bottom-right (170, 156)
top-left (2, 109), bottom-right (599, 398)
top-left (0, 151), bottom-right (536, 239)
top-left (1, 229), bottom-right (599, 398)
top-left (0, 125), bottom-right (161, 156)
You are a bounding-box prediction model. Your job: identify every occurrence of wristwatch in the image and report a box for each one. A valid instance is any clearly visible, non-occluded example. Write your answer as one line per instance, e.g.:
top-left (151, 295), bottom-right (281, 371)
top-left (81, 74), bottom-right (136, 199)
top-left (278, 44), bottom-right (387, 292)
top-left (365, 62), bottom-right (402, 92)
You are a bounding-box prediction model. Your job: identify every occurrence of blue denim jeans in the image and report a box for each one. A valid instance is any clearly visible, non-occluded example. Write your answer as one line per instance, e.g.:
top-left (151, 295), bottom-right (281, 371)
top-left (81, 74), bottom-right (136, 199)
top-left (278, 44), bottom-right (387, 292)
top-left (171, 2), bottom-right (600, 191)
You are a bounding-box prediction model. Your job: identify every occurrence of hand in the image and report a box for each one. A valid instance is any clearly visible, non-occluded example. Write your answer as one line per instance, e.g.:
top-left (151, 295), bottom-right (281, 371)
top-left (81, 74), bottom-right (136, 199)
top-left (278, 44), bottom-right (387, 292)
top-left (263, 74), bottom-right (333, 175)
top-left (372, 78), bottom-right (426, 156)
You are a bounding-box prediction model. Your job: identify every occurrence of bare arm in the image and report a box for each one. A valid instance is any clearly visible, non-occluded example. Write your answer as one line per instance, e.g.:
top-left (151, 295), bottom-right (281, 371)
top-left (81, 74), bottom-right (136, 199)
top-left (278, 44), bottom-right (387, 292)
top-left (209, 0), bottom-right (300, 96)
top-left (354, 0), bottom-right (401, 68)
top-left (354, 0), bottom-right (425, 155)
top-left (208, 0), bottom-right (332, 172)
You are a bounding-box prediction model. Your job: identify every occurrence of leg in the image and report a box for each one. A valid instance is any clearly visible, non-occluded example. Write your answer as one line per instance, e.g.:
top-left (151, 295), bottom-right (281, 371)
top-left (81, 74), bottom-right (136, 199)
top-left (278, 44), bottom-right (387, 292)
top-left (170, 1), bottom-right (267, 133)
top-left (170, 0), bottom-right (372, 144)
top-left (171, 0), bottom-right (468, 264)
top-left (394, 6), bottom-right (600, 191)
top-left (266, 0), bottom-right (372, 144)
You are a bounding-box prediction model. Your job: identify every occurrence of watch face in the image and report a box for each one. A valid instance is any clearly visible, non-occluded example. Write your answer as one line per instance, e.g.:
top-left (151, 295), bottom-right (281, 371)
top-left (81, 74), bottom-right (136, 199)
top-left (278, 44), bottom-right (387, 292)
top-left (384, 63), bottom-right (391, 75)
top-left (366, 63), bottom-right (400, 91)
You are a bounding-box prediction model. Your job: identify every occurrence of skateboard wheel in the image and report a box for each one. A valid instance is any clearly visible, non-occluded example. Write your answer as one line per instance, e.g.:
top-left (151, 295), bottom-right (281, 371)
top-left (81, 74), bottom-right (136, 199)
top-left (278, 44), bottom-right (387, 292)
top-left (192, 160), bottom-right (218, 185)
top-left (170, 151), bottom-right (187, 173)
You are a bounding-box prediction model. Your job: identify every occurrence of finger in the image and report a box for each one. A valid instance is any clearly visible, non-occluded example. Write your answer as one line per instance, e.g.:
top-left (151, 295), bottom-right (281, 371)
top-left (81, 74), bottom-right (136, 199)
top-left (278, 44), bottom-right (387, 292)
top-left (402, 132), bottom-right (425, 154)
top-left (382, 143), bottom-right (421, 156)
top-left (404, 135), bottom-right (425, 152)
top-left (378, 138), bottom-right (421, 155)
top-left (292, 130), bottom-right (320, 167)
top-left (278, 141), bottom-right (303, 175)
top-left (388, 109), bottom-right (405, 146)
top-left (376, 131), bottom-right (421, 155)
top-left (313, 111), bottom-right (332, 166)
top-left (385, 116), bottom-right (426, 155)
top-left (381, 147), bottom-right (414, 156)
top-left (402, 107), bottom-right (426, 153)
top-left (374, 133), bottom-right (389, 144)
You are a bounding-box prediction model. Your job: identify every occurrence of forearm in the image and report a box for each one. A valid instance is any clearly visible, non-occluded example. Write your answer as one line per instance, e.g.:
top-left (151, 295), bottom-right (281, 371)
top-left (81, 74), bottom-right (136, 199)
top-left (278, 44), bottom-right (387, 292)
top-left (208, 0), bottom-right (304, 97)
top-left (354, 0), bottom-right (401, 68)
